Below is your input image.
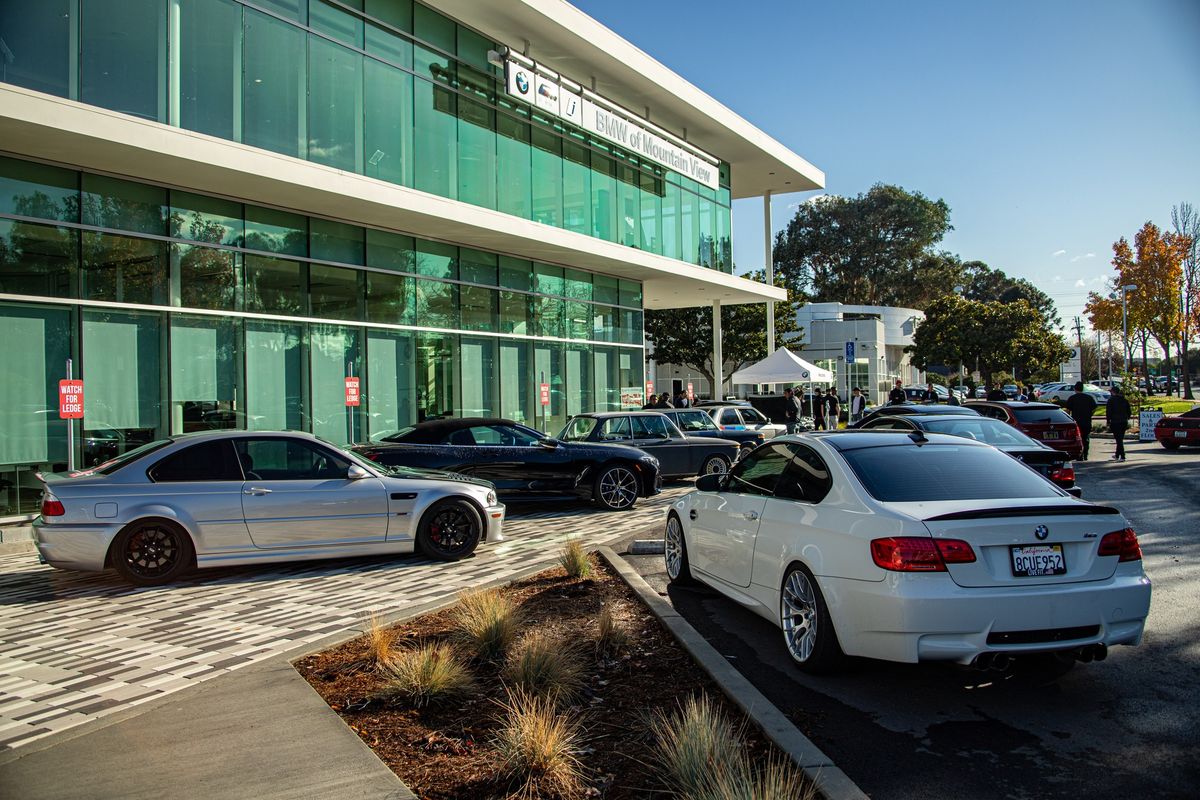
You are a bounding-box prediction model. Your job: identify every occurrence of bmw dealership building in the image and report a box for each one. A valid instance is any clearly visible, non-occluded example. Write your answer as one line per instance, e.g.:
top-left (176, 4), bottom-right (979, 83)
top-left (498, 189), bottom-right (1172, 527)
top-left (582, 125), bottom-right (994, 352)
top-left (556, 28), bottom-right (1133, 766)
top-left (0, 0), bottom-right (823, 520)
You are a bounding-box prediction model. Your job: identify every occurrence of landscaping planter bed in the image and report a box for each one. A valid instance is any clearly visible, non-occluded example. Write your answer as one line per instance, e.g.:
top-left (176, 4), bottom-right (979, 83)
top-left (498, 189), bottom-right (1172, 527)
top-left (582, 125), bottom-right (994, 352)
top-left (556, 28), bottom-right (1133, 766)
top-left (296, 556), bottom-right (798, 799)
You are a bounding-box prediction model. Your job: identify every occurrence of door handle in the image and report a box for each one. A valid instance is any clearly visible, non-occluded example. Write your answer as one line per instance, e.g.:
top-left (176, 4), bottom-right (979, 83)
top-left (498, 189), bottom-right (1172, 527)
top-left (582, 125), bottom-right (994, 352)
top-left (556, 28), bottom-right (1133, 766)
top-left (743, 510), bottom-right (759, 521)
top-left (244, 487), bottom-right (272, 495)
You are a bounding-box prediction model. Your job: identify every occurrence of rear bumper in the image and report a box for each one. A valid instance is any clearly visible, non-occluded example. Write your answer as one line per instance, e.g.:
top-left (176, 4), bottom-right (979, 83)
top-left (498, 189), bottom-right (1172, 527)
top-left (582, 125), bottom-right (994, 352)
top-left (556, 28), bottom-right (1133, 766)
top-left (822, 566), bottom-right (1151, 664)
top-left (1155, 427), bottom-right (1200, 444)
top-left (33, 518), bottom-right (121, 572)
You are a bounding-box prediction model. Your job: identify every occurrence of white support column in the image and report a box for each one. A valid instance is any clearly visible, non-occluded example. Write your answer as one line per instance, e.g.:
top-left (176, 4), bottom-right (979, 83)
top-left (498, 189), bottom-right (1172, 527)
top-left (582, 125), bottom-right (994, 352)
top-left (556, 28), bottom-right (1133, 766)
top-left (712, 299), bottom-right (723, 401)
top-left (763, 190), bottom-right (775, 356)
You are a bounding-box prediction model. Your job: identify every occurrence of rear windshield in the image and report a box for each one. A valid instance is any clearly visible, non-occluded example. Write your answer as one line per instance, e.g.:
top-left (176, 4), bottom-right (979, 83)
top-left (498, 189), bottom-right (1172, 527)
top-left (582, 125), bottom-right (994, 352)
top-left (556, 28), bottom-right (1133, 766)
top-left (1013, 407), bottom-right (1075, 425)
top-left (94, 440), bottom-right (173, 475)
top-left (920, 418), bottom-right (1035, 447)
top-left (840, 444), bottom-right (1062, 502)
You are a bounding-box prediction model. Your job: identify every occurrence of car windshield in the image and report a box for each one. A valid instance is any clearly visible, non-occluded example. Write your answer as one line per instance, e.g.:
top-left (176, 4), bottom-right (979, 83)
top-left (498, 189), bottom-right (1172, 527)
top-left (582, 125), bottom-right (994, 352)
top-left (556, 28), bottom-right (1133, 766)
top-left (1012, 407), bottom-right (1075, 425)
top-left (380, 426), bottom-right (417, 442)
top-left (92, 439), bottom-right (173, 475)
top-left (673, 411), bottom-right (719, 432)
top-left (559, 417), bottom-right (598, 441)
top-left (920, 418), bottom-right (1037, 447)
top-left (840, 443), bottom-right (1063, 502)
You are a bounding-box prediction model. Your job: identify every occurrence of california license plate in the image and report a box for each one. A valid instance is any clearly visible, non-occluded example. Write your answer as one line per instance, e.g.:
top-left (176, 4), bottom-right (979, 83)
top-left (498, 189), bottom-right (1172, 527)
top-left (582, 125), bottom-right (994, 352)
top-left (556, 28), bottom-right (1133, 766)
top-left (1175, 430), bottom-right (1187, 439)
top-left (1042, 431), bottom-right (1060, 440)
top-left (1010, 544), bottom-right (1066, 577)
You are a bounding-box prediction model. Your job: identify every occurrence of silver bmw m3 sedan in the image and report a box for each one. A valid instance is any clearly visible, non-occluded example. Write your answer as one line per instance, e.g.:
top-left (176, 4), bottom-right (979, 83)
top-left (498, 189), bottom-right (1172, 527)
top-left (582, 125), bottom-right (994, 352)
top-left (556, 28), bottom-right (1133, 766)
top-left (34, 431), bottom-right (506, 586)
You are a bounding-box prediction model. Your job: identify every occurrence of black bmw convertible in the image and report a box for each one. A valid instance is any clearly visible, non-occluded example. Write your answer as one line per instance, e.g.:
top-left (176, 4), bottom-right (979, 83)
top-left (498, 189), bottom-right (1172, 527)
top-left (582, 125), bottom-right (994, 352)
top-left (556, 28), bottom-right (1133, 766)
top-left (352, 418), bottom-right (662, 511)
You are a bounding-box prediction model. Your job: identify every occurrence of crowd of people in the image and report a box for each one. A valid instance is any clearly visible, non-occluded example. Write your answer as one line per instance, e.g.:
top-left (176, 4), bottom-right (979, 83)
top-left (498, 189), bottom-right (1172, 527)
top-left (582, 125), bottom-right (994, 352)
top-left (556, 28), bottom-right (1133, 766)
top-left (642, 390), bottom-right (694, 409)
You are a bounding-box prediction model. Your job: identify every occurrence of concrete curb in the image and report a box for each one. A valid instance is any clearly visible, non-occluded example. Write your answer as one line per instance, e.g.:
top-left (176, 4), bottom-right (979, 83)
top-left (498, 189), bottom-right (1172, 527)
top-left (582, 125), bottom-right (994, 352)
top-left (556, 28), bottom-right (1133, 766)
top-left (597, 545), bottom-right (869, 800)
top-left (628, 538), bottom-right (666, 554)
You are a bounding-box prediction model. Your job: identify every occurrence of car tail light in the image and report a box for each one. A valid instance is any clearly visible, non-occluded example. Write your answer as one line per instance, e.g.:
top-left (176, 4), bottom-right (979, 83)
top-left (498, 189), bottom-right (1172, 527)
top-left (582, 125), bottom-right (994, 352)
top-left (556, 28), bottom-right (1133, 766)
top-left (1050, 465), bottom-right (1075, 482)
top-left (1098, 528), bottom-right (1142, 562)
top-left (870, 537), bottom-right (975, 571)
top-left (41, 494), bottom-right (65, 517)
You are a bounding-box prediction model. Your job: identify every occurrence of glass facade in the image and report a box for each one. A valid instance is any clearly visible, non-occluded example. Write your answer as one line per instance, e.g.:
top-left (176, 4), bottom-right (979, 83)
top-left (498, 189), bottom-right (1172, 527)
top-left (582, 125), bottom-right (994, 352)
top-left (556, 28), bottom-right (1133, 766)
top-left (0, 0), bottom-right (733, 271)
top-left (0, 153), bottom-right (645, 517)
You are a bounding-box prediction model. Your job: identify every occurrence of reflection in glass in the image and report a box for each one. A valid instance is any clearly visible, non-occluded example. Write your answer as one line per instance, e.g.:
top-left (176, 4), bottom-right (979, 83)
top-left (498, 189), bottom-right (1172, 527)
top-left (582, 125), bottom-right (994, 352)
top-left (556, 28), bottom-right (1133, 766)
top-left (460, 337), bottom-right (497, 417)
top-left (0, 219), bottom-right (76, 298)
top-left (82, 232), bottom-right (167, 305)
top-left (416, 333), bottom-right (456, 422)
top-left (366, 329), bottom-right (416, 437)
top-left (82, 309), bottom-right (162, 466)
top-left (170, 191), bottom-right (243, 246)
top-left (0, 156), bottom-right (78, 223)
top-left (365, 271), bottom-right (413, 324)
top-left (245, 206), bottom-right (307, 256)
top-left (310, 323), bottom-right (363, 444)
top-left (179, 0), bottom-right (242, 140)
top-left (415, 279), bottom-right (458, 329)
top-left (309, 264), bottom-right (361, 320)
top-left (499, 341), bottom-right (531, 424)
top-left (82, 174), bottom-right (167, 236)
top-left (245, 255), bottom-right (307, 316)
top-left (245, 319), bottom-right (305, 431)
top-left (170, 315), bottom-right (241, 433)
top-left (175, 243), bottom-right (240, 310)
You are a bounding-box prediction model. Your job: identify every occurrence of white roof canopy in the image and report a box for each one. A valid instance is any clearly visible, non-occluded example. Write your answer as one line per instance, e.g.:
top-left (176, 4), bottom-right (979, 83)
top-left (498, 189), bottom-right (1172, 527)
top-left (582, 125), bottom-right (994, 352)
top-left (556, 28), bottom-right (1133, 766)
top-left (731, 349), bottom-right (834, 385)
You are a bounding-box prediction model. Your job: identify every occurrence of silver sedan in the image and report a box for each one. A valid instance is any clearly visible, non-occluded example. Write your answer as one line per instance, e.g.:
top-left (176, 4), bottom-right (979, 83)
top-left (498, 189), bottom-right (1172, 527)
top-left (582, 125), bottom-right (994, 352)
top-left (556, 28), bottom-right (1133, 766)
top-left (34, 431), bottom-right (505, 586)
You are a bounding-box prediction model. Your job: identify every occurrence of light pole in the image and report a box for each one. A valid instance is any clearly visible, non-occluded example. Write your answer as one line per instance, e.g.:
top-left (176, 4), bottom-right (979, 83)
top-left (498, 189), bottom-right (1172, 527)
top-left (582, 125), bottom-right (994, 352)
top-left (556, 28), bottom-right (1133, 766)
top-left (953, 285), bottom-right (965, 394)
top-left (1121, 284), bottom-right (1136, 374)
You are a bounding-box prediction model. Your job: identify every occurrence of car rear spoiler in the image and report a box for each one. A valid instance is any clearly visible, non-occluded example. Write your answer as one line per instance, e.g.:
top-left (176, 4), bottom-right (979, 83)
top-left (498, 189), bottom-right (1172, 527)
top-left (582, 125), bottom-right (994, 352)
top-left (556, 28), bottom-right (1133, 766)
top-left (924, 504), bottom-right (1120, 522)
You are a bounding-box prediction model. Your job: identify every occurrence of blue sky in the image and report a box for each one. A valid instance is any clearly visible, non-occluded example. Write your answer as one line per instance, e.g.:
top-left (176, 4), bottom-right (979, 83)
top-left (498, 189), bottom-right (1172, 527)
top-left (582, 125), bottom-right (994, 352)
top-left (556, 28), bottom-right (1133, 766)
top-left (572, 0), bottom-right (1200, 332)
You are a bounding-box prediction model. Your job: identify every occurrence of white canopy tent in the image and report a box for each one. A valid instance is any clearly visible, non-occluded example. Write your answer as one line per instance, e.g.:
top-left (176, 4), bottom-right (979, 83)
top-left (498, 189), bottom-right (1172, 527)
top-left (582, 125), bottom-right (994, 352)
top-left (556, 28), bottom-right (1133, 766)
top-left (730, 348), bottom-right (833, 386)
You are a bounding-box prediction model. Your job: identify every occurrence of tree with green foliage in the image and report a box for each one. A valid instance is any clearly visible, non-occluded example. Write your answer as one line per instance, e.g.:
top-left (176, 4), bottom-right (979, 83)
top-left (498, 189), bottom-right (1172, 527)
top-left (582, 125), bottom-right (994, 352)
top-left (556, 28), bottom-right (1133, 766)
top-left (645, 271), bottom-right (803, 396)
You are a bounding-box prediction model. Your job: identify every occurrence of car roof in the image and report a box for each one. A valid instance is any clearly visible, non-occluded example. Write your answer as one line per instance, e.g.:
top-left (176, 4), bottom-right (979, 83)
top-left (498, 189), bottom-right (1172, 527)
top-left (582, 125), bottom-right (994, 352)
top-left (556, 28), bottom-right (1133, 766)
top-left (797, 430), bottom-right (991, 451)
top-left (574, 411), bottom-right (667, 419)
top-left (874, 403), bottom-right (979, 414)
top-left (392, 417), bottom-right (523, 443)
top-left (967, 400), bottom-right (1058, 409)
top-left (882, 414), bottom-right (1003, 424)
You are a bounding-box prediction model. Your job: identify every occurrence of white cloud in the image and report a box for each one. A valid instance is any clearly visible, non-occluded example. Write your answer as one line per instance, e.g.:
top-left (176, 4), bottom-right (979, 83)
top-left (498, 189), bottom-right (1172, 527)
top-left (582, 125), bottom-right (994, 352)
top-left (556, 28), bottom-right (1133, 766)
top-left (1053, 249), bottom-right (1067, 257)
top-left (1074, 279), bottom-right (1086, 288)
top-left (1069, 252), bottom-right (1097, 263)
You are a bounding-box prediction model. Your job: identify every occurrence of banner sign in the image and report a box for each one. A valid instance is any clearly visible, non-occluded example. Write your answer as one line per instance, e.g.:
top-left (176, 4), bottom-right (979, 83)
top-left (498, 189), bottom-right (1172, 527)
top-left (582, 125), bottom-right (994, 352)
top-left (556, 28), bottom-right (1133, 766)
top-left (505, 58), bottom-right (720, 190)
top-left (58, 380), bottom-right (84, 419)
top-left (1138, 408), bottom-right (1163, 442)
top-left (845, 341), bottom-right (855, 362)
top-left (620, 387), bottom-right (644, 409)
top-left (344, 377), bottom-right (361, 407)
top-left (645, 380), bottom-right (655, 402)
top-left (687, 382), bottom-right (694, 402)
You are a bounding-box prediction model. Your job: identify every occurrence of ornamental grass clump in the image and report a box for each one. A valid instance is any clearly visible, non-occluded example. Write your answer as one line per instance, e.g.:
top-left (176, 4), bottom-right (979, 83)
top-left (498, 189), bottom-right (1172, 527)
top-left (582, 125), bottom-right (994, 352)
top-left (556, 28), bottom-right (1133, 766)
top-left (648, 694), bottom-right (745, 798)
top-left (558, 538), bottom-right (593, 579)
top-left (363, 611), bottom-right (398, 669)
top-left (694, 756), bottom-right (816, 800)
top-left (452, 587), bottom-right (522, 662)
top-left (372, 641), bottom-right (475, 707)
top-left (594, 605), bottom-right (628, 657)
top-left (504, 630), bottom-right (584, 702)
top-left (493, 688), bottom-right (586, 800)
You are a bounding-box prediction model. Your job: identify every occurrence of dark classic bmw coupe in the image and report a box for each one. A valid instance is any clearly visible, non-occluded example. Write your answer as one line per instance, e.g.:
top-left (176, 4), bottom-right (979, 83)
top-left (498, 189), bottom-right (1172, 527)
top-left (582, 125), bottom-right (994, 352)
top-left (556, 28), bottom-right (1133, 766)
top-left (352, 418), bottom-right (662, 511)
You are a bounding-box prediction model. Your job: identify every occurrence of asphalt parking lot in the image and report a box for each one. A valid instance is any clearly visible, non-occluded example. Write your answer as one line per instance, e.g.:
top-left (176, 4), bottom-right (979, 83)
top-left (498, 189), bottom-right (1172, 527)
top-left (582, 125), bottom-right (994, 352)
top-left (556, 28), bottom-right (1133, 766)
top-left (622, 435), bottom-right (1199, 800)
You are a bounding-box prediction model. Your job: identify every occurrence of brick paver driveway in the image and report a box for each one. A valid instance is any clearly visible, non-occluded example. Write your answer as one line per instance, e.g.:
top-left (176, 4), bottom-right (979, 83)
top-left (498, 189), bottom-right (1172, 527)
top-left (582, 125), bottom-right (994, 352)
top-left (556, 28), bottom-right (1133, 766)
top-left (0, 486), bottom-right (689, 750)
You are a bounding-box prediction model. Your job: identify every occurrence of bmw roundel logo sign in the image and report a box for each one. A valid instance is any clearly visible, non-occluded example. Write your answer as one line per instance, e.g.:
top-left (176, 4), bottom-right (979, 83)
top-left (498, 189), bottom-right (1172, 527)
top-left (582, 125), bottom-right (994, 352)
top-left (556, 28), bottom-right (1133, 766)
top-left (515, 71), bottom-right (529, 94)
top-left (1034, 524), bottom-right (1049, 541)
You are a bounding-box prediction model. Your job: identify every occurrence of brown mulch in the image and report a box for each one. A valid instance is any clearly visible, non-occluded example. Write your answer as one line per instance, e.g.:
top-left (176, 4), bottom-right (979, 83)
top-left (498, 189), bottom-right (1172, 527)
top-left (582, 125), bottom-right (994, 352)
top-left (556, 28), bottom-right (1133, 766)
top-left (294, 557), bottom-right (787, 799)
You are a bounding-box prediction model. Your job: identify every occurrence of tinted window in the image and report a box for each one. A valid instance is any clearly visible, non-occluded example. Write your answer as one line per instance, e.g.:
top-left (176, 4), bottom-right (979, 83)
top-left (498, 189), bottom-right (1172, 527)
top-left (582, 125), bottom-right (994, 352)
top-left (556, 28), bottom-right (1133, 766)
top-left (457, 424), bottom-right (541, 446)
top-left (597, 417), bottom-right (631, 441)
top-left (236, 438), bottom-right (350, 480)
top-left (727, 443), bottom-right (792, 496)
top-left (560, 417), bottom-right (597, 441)
top-left (863, 418), bottom-right (913, 430)
top-left (774, 444), bottom-right (833, 503)
top-left (93, 440), bottom-right (172, 475)
top-left (150, 440), bottom-right (243, 482)
top-left (741, 408), bottom-right (770, 425)
top-left (840, 444), bottom-right (1062, 502)
top-left (719, 409), bottom-right (741, 425)
top-left (922, 419), bottom-right (1035, 446)
top-left (1012, 407), bottom-right (1076, 425)
top-left (632, 415), bottom-right (670, 439)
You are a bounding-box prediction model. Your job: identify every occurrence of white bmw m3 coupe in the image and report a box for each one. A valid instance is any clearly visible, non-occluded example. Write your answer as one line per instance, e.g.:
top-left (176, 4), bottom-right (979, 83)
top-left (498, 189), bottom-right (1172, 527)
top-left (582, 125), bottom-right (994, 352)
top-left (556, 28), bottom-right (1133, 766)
top-left (664, 430), bottom-right (1152, 673)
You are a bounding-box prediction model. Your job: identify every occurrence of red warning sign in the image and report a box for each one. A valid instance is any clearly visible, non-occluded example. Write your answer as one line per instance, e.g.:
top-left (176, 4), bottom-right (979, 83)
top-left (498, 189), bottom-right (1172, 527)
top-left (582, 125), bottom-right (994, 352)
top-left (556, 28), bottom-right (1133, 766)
top-left (539, 383), bottom-right (551, 406)
top-left (344, 377), bottom-right (361, 407)
top-left (58, 380), bottom-right (84, 419)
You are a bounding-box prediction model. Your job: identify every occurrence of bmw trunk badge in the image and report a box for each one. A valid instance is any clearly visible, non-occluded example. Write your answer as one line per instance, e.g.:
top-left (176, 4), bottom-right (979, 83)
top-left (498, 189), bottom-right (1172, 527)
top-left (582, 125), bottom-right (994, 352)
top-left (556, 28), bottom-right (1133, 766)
top-left (1034, 525), bottom-right (1049, 540)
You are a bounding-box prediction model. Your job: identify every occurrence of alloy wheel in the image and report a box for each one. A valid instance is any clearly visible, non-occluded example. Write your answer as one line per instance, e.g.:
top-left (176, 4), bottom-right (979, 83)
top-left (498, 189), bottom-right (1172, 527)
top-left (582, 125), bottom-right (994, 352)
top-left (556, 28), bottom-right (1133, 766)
top-left (781, 570), bottom-right (819, 663)
top-left (123, 526), bottom-right (182, 579)
top-left (664, 516), bottom-right (684, 579)
top-left (703, 456), bottom-right (729, 475)
top-left (428, 506), bottom-right (475, 555)
top-left (599, 467), bottom-right (638, 509)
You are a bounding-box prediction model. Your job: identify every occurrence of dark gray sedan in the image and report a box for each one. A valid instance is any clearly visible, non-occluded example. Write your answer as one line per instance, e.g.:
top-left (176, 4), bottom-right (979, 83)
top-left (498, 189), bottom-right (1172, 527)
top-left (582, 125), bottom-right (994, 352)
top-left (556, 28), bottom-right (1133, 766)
top-left (558, 412), bottom-right (740, 478)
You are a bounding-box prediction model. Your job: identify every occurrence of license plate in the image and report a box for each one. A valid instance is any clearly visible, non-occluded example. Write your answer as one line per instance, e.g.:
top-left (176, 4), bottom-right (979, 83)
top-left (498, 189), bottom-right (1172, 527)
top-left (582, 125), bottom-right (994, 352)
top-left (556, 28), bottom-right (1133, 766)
top-left (1010, 544), bottom-right (1066, 577)
top-left (1042, 431), bottom-right (1060, 440)
top-left (1174, 430), bottom-right (1187, 438)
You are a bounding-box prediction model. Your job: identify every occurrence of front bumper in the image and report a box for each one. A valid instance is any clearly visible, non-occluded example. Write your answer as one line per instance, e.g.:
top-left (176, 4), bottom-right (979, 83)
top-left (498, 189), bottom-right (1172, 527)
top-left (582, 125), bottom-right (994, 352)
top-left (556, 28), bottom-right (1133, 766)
top-left (484, 503), bottom-right (506, 543)
top-left (822, 566), bottom-right (1151, 664)
top-left (33, 517), bottom-right (122, 572)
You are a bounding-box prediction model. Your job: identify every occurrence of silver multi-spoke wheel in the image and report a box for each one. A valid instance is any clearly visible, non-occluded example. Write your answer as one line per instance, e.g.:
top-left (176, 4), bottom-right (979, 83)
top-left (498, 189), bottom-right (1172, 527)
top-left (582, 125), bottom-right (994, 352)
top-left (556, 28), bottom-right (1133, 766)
top-left (665, 516), bottom-right (684, 579)
top-left (782, 569), bottom-right (819, 663)
top-left (702, 455), bottom-right (730, 475)
top-left (597, 466), bottom-right (638, 510)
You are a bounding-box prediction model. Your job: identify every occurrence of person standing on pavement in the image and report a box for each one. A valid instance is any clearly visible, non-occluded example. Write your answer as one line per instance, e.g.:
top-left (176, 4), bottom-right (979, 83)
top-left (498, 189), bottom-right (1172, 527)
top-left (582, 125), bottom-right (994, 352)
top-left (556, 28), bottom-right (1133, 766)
top-left (888, 379), bottom-right (907, 405)
top-left (1064, 381), bottom-right (1099, 460)
top-left (783, 388), bottom-right (801, 434)
top-left (812, 389), bottom-right (826, 430)
top-left (987, 382), bottom-right (1007, 401)
top-left (1015, 385), bottom-right (1029, 402)
top-left (947, 388), bottom-right (962, 406)
top-left (1106, 385), bottom-right (1133, 461)
top-left (824, 387), bottom-right (841, 430)
top-left (849, 386), bottom-right (866, 423)
top-left (922, 382), bottom-right (938, 403)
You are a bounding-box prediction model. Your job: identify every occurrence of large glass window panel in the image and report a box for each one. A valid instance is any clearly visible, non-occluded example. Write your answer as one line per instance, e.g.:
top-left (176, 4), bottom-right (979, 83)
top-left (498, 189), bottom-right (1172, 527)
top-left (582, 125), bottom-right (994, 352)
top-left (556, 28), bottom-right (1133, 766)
top-left (0, 0), bottom-right (71, 98)
top-left (310, 324), bottom-right (363, 444)
top-left (416, 332), bottom-right (457, 421)
top-left (563, 138), bottom-right (591, 235)
top-left (170, 315), bottom-right (241, 433)
top-left (365, 20), bottom-right (412, 69)
top-left (81, 232), bottom-right (167, 305)
top-left (0, 304), bottom-right (71, 514)
top-left (0, 220), bottom-right (76, 298)
top-left (174, 243), bottom-right (240, 311)
top-left (699, 196), bottom-right (715, 268)
top-left (590, 150), bottom-right (617, 242)
top-left (457, 98), bottom-right (496, 209)
top-left (680, 190), bottom-right (697, 265)
top-left (81, 0), bottom-right (165, 122)
top-left (565, 301), bottom-right (591, 340)
top-left (414, 279), bottom-right (458, 329)
top-left (171, 191), bottom-right (243, 246)
top-left (245, 205), bottom-right (307, 256)
top-left (415, 239), bottom-right (456, 279)
top-left (414, 4), bottom-right (455, 52)
top-left (179, 0), bottom-right (242, 140)
top-left (592, 304), bottom-right (616, 343)
top-left (499, 341), bottom-right (531, 424)
top-left (364, 59), bottom-right (414, 187)
top-left (456, 25), bottom-right (497, 74)
top-left (716, 205), bottom-right (732, 272)
top-left (310, 0), bottom-right (363, 47)
top-left (310, 218), bottom-right (364, 265)
top-left (496, 109), bottom-right (532, 221)
top-left (366, 0), bottom-right (411, 32)
top-left (309, 263), bottom-right (361, 320)
top-left (244, 9), bottom-right (306, 158)
top-left (566, 345), bottom-right (592, 418)
top-left (593, 347), bottom-right (618, 412)
top-left (499, 290), bottom-right (529, 335)
top-left (244, 319), bottom-right (305, 431)
top-left (616, 159), bottom-right (640, 248)
top-left (531, 295), bottom-right (564, 339)
top-left (499, 255), bottom-right (531, 291)
top-left (640, 171), bottom-right (662, 256)
top-left (534, 344), bottom-right (564, 433)
top-left (564, 269), bottom-right (592, 301)
top-left (366, 329), bottom-right (416, 437)
top-left (365, 270), bottom-right (412, 324)
top-left (662, 181), bottom-right (680, 261)
top-left (534, 262), bottom-right (564, 297)
top-left (619, 279), bottom-right (643, 308)
top-left (459, 248), bottom-right (497, 285)
top-left (460, 337), bottom-right (497, 417)
top-left (82, 309), bottom-right (163, 466)
top-left (460, 285), bottom-right (496, 332)
top-left (0, 156), bottom-right (78, 223)
top-left (245, 254), bottom-right (307, 315)
top-left (366, 228), bottom-right (415, 271)
top-left (413, 78), bottom-right (457, 198)
top-left (308, 35), bottom-right (363, 172)
top-left (254, 0), bottom-right (306, 23)
top-left (592, 274), bottom-right (619, 306)
top-left (82, 174), bottom-right (167, 236)
top-left (531, 124), bottom-right (562, 228)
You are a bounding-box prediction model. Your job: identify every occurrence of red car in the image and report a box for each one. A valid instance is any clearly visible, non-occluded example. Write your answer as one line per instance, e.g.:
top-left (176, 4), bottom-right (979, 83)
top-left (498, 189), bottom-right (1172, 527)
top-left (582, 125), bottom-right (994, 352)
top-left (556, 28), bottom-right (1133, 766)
top-left (1154, 405), bottom-right (1200, 449)
top-left (965, 401), bottom-right (1084, 460)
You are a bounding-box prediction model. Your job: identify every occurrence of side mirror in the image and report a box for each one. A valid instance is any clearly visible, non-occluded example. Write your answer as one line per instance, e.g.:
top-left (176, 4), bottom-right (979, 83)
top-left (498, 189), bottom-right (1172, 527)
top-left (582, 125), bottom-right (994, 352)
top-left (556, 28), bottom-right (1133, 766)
top-left (539, 438), bottom-right (560, 449)
top-left (346, 464), bottom-right (370, 480)
top-left (695, 473), bottom-right (723, 493)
